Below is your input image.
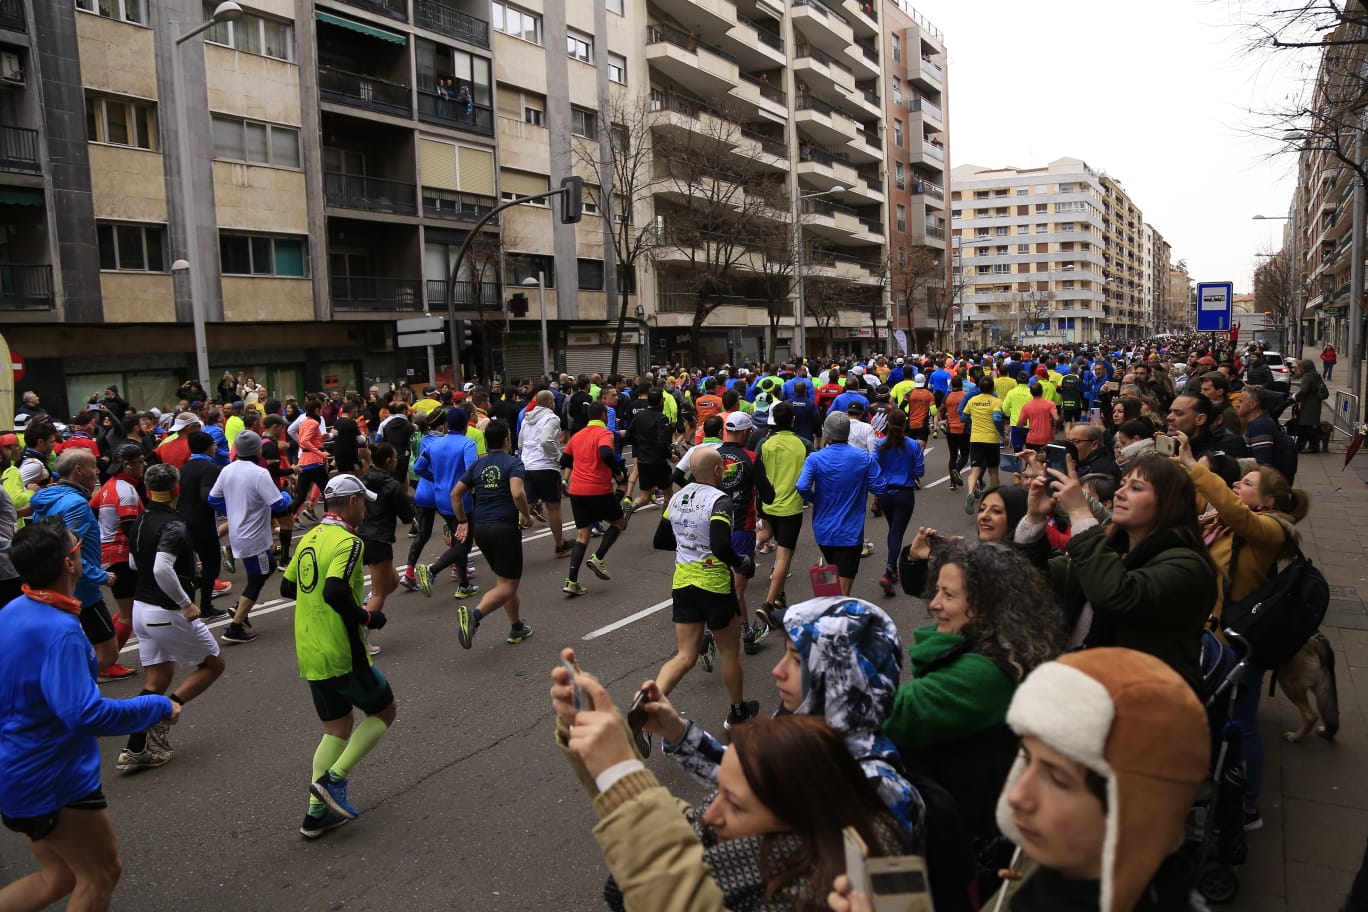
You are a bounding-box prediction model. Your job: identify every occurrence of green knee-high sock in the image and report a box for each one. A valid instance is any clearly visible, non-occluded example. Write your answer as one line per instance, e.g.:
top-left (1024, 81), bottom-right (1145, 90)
top-left (309, 734), bottom-right (348, 813)
top-left (328, 716), bottom-right (390, 780)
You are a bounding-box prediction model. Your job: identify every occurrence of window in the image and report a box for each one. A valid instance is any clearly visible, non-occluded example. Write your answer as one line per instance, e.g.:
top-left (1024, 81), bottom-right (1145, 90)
top-left (994, 189), bottom-right (1008, 197)
top-left (1056, 200), bottom-right (1087, 213)
top-left (616, 265), bottom-right (636, 293)
top-left (97, 222), bottom-right (165, 272)
top-left (976, 265), bottom-right (990, 275)
top-left (1059, 182), bottom-right (1073, 193)
top-left (1016, 225), bottom-right (1028, 235)
top-left (951, 209), bottom-right (962, 220)
top-left (210, 115), bottom-right (300, 168)
top-left (975, 229), bottom-right (990, 238)
top-left (418, 44), bottom-right (493, 108)
top-left (894, 161), bottom-right (905, 190)
top-left (996, 245), bottom-right (1008, 255)
top-left (892, 80), bottom-right (903, 104)
top-left (607, 53), bottom-right (627, 85)
top-left (76, 0), bottom-right (145, 25)
top-left (975, 246), bottom-right (988, 256)
top-left (508, 253), bottom-right (555, 288)
top-left (204, 5), bottom-right (293, 61)
top-left (577, 258), bottom-right (604, 290)
top-left (974, 208), bottom-right (988, 217)
top-left (567, 30), bottom-right (593, 63)
top-left (1017, 244), bottom-right (1029, 254)
top-left (492, 1), bottom-right (542, 45)
top-left (570, 106), bottom-right (596, 138)
top-left (893, 119), bottom-right (903, 147)
top-left (995, 207), bottom-right (1008, 217)
top-left (993, 264), bottom-right (1010, 274)
top-left (1016, 187), bottom-right (1028, 196)
top-left (85, 94), bottom-right (157, 150)
top-left (891, 34), bottom-right (901, 62)
top-left (994, 226), bottom-right (1008, 236)
top-left (1035, 223), bottom-right (1048, 233)
top-left (606, 0), bottom-right (624, 13)
top-left (974, 190), bottom-right (989, 199)
top-left (219, 232), bottom-right (308, 277)
top-left (524, 105), bottom-right (544, 126)
top-left (1035, 203), bottom-right (1048, 214)
top-left (1061, 222), bottom-right (1075, 232)
top-left (896, 204), bottom-right (906, 232)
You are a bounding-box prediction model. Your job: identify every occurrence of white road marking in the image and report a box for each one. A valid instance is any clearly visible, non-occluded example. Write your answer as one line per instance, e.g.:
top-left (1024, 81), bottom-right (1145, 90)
top-left (581, 598), bottom-right (674, 640)
top-left (922, 474), bottom-right (953, 489)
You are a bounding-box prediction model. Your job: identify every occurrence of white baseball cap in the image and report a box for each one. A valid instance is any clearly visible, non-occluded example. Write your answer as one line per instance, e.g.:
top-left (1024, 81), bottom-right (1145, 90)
top-left (913, 373), bottom-right (928, 388)
top-left (325, 474), bottom-right (377, 502)
top-left (171, 412), bottom-right (201, 433)
top-left (724, 411), bottom-right (754, 432)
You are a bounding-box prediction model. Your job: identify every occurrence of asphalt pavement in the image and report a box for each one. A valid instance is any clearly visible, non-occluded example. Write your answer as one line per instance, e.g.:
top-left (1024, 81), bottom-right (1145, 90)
top-left (0, 446), bottom-right (973, 912)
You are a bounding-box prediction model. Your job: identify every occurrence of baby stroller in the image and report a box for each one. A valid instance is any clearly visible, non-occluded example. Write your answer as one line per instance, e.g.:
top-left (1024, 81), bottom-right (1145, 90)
top-left (1184, 629), bottom-right (1252, 904)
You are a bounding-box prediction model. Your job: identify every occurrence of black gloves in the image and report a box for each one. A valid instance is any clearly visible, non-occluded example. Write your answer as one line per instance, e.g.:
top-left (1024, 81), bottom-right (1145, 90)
top-left (366, 610), bottom-right (388, 630)
top-left (735, 555), bottom-right (756, 579)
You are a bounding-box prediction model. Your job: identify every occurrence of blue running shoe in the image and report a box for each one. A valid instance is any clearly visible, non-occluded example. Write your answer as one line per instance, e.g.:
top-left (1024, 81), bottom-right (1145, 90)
top-left (310, 773), bottom-right (359, 819)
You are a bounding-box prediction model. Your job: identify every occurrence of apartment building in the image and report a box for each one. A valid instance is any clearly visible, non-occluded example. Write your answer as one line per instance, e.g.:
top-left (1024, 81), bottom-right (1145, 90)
top-left (883, 0), bottom-right (948, 350)
top-left (949, 157), bottom-right (1169, 347)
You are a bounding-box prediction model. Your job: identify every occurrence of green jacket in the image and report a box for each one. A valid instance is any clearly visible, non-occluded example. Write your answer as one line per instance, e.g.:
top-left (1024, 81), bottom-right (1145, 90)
top-left (884, 626), bottom-right (1015, 752)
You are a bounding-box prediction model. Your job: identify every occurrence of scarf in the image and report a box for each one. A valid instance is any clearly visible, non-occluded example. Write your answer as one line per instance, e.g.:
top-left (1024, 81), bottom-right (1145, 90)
top-left (21, 584), bottom-right (82, 616)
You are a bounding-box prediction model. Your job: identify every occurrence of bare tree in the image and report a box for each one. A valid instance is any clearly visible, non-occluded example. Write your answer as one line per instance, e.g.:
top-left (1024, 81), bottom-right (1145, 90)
top-left (572, 97), bottom-right (667, 375)
top-left (1254, 245), bottom-right (1298, 326)
top-left (748, 216), bottom-right (795, 363)
top-left (888, 244), bottom-right (942, 351)
top-left (1014, 287), bottom-right (1056, 342)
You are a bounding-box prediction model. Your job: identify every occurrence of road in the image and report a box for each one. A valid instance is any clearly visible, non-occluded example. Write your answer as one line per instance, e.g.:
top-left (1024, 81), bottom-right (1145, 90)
top-left (0, 445), bottom-right (977, 911)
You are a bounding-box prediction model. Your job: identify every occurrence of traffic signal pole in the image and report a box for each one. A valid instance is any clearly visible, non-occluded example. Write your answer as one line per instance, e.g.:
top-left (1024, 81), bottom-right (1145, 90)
top-left (444, 177), bottom-right (582, 388)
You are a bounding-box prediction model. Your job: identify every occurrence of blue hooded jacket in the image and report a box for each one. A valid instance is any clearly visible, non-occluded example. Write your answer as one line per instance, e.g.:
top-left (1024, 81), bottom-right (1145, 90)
top-left (29, 482), bottom-right (106, 608)
top-left (413, 430), bottom-right (478, 515)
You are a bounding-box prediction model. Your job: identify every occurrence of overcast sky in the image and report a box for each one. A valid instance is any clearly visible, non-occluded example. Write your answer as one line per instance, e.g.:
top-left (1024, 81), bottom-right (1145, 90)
top-left (913, 0), bottom-right (1308, 296)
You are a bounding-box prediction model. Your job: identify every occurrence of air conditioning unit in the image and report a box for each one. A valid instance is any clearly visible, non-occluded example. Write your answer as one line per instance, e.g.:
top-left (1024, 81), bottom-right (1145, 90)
top-left (0, 53), bottom-right (23, 85)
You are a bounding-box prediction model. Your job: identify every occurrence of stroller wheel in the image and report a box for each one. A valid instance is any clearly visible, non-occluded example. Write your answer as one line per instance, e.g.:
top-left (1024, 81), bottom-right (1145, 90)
top-left (1197, 863), bottom-right (1239, 904)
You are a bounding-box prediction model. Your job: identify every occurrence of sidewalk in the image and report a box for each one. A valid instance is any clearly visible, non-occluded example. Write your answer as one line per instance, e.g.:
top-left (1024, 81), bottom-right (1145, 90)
top-left (1235, 446), bottom-right (1368, 910)
top-left (1299, 345), bottom-right (1364, 441)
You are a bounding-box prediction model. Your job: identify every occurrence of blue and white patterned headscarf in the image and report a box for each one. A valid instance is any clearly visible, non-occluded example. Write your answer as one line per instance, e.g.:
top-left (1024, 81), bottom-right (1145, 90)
top-left (784, 596), bottom-right (925, 849)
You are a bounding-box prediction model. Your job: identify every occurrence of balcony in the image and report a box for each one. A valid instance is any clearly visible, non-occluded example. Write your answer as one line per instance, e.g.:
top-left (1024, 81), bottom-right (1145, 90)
top-left (325, 172), bottom-right (417, 215)
top-left (0, 0), bottom-right (23, 31)
top-left (319, 67), bottom-right (412, 117)
top-left (0, 264), bottom-right (53, 311)
top-left (910, 96), bottom-right (942, 123)
top-left (796, 93), bottom-right (860, 145)
top-left (738, 71), bottom-right (785, 104)
top-left (791, 0), bottom-right (854, 52)
top-left (417, 89), bottom-right (494, 135)
top-left (421, 187), bottom-right (496, 221)
top-left (914, 57), bottom-right (943, 89)
top-left (736, 15), bottom-right (783, 52)
top-left (331, 0), bottom-right (408, 22)
top-left (415, 0), bottom-right (490, 48)
top-left (426, 279), bottom-right (500, 310)
top-left (913, 178), bottom-right (944, 200)
top-left (921, 139), bottom-right (945, 162)
top-left (859, 216), bottom-right (883, 235)
top-left (0, 126), bottom-right (39, 174)
top-left (646, 23), bottom-right (738, 97)
top-left (331, 275), bottom-right (423, 311)
top-left (794, 42), bottom-right (854, 93)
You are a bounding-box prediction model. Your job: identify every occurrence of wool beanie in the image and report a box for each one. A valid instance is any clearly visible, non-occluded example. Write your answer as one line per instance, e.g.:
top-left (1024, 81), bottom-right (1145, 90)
top-left (996, 648), bottom-right (1209, 912)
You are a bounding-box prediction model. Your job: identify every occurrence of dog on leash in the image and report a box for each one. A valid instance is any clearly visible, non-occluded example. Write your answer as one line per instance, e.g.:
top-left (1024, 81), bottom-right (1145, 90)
top-left (1276, 633), bottom-right (1340, 743)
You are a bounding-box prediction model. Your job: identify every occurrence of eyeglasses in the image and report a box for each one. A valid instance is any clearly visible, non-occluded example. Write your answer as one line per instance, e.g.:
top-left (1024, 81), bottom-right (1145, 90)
top-left (66, 540), bottom-right (81, 561)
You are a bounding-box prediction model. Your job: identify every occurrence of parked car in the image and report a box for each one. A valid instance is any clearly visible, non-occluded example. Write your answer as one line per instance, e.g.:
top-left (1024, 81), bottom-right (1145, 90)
top-left (1254, 349), bottom-right (1294, 392)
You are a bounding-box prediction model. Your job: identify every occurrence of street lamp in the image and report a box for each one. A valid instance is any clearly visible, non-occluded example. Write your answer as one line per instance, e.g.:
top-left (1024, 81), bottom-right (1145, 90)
top-left (170, 1), bottom-right (243, 389)
top-left (521, 274), bottom-right (551, 381)
top-left (1252, 213), bottom-right (1303, 356)
top-left (793, 184), bottom-right (847, 360)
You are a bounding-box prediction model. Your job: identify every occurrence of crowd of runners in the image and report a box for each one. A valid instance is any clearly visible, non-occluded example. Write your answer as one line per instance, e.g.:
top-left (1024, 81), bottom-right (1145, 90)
top-left (0, 333), bottom-right (1349, 911)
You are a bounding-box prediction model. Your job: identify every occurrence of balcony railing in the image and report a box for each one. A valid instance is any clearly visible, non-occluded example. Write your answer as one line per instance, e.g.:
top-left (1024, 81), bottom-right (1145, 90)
top-left (333, 0), bottom-right (408, 22)
top-left (913, 178), bottom-right (944, 200)
top-left (855, 126), bottom-right (880, 150)
top-left (0, 264), bottom-right (53, 311)
top-left (802, 197), bottom-right (856, 218)
top-left (645, 23), bottom-right (735, 61)
top-left (739, 71), bottom-right (785, 104)
top-left (862, 174), bottom-right (883, 192)
top-left (426, 279), bottom-right (501, 309)
top-left (861, 88), bottom-right (880, 107)
top-left (324, 172), bottom-right (418, 215)
top-left (793, 0), bottom-right (850, 27)
top-left (799, 143), bottom-right (855, 169)
top-left (0, 126), bottom-right (39, 173)
top-left (910, 96), bottom-right (942, 121)
top-left (854, 37), bottom-right (878, 63)
top-left (319, 67), bottom-right (412, 116)
top-left (795, 42), bottom-right (854, 78)
top-left (422, 187), bottom-right (497, 222)
top-left (415, 0), bottom-right (490, 48)
top-left (922, 139), bottom-right (945, 161)
top-left (331, 275), bottom-right (423, 311)
top-left (0, 0), bottom-right (23, 31)
top-left (923, 225), bottom-right (946, 240)
top-left (417, 89), bottom-right (494, 135)
top-left (737, 15), bottom-right (783, 51)
top-left (919, 58), bottom-right (943, 82)
top-left (859, 216), bottom-right (883, 235)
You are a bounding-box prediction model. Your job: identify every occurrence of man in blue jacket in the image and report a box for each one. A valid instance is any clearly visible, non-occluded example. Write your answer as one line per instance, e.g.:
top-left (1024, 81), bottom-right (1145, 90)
top-left (0, 516), bottom-right (177, 911)
top-left (28, 449), bottom-right (126, 681)
top-left (797, 411), bottom-right (886, 595)
top-left (409, 408), bottom-right (479, 598)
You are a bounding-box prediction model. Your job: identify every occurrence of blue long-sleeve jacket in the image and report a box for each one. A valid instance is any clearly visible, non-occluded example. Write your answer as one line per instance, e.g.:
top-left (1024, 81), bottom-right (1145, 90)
top-left (0, 596), bottom-right (171, 817)
top-left (29, 483), bottom-right (107, 608)
top-left (204, 424), bottom-right (230, 466)
top-left (797, 442), bottom-right (887, 547)
top-left (876, 438), bottom-right (925, 489)
top-left (413, 433), bottom-right (478, 515)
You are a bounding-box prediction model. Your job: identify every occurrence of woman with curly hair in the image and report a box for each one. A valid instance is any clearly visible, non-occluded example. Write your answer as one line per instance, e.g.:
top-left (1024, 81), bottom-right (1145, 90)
top-left (884, 541), bottom-right (1062, 861)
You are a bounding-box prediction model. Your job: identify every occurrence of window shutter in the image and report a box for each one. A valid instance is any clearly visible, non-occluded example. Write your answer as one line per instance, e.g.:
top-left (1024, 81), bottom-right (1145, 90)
top-left (419, 138), bottom-right (458, 191)
top-left (457, 146), bottom-right (495, 195)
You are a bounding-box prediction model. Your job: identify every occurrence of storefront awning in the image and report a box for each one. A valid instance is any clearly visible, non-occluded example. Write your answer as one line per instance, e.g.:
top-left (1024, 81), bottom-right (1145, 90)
top-left (314, 10), bottom-right (407, 44)
top-left (0, 189), bottom-right (42, 206)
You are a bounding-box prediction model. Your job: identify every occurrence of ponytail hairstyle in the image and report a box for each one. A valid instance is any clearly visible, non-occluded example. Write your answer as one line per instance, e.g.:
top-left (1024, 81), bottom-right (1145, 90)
top-left (878, 408), bottom-right (908, 453)
top-left (1254, 465), bottom-right (1311, 523)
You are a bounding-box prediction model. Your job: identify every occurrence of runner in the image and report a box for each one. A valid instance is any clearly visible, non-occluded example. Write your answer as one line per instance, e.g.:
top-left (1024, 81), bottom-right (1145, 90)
top-left (406, 408), bottom-right (480, 598)
top-left (517, 390), bottom-right (573, 558)
top-left (450, 419), bottom-right (534, 649)
top-left (119, 463), bottom-right (226, 772)
top-left (358, 443), bottom-right (415, 654)
top-left (291, 398), bottom-right (328, 526)
top-left (90, 441), bottom-right (146, 667)
top-left (260, 414), bottom-right (296, 562)
top-left (560, 401), bottom-right (628, 597)
top-left (962, 376), bottom-right (1006, 513)
top-left (281, 474), bottom-right (396, 840)
top-left (797, 412), bottom-right (887, 596)
top-left (751, 401), bottom-right (811, 634)
top-left (624, 387), bottom-right (674, 512)
top-left (209, 431), bottom-right (293, 645)
top-left (651, 447), bottom-right (758, 730)
top-left (716, 412), bottom-right (761, 654)
top-left (176, 431), bottom-right (232, 622)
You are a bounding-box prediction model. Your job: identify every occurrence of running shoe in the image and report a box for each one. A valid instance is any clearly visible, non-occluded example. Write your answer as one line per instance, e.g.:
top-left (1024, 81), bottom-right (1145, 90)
top-left (965, 489), bottom-right (976, 515)
top-left (754, 603), bottom-right (775, 635)
top-left (452, 582), bottom-right (480, 599)
top-left (742, 622), bottom-right (759, 655)
top-left (398, 573), bottom-right (419, 593)
top-left (563, 579), bottom-right (588, 597)
top-left (211, 579), bottom-right (233, 598)
top-left (366, 642), bottom-right (381, 656)
top-left (506, 623), bottom-right (534, 645)
top-left (147, 723), bottom-right (173, 753)
top-left (456, 605), bottom-right (477, 649)
top-left (98, 664), bottom-right (137, 683)
top-left (117, 745), bottom-right (171, 772)
top-left (1243, 809), bottom-right (1263, 831)
top-left (633, 728), bottom-right (653, 759)
top-left (310, 773), bottom-right (359, 819)
top-left (879, 574), bottom-right (896, 598)
top-left (530, 502), bottom-right (547, 523)
top-left (407, 522), bottom-right (419, 538)
top-left (756, 540), bottom-right (777, 556)
top-left (200, 606), bottom-right (231, 622)
top-left (698, 630), bottom-right (717, 673)
top-left (221, 625), bottom-right (257, 645)
top-left (949, 467), bottom-right (963, 488)
top-left (621, 496), bottom-right (635, 513)
top-left (590, 521), bottom-right (606, 537)
top-left (723, 700), bottom-right (761, 732)
top-left (301, 506), bottom-right (319, 523)
top-left (300, 808), bottom-right (351, 839)
top-left (554, 541), bottom-right (574, 558)
top-left (860, 540), bottom-right (875, 558)
top-left (651, 493), bottom-right (665, 506)
top-left (220, 546), bottom-right (236, 574)
top-left (414, 564), bottom-right (433, 597)
top-left (585, 555), bottom-right (611, 581)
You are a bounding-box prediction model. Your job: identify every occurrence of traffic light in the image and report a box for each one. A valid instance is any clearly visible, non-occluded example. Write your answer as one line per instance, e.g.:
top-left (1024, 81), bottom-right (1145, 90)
top-left (560, 176), bottom-right (583, 224)
top-left (461, 322), bottom-right (475, 351)
top-left (508, 292), bottom-right (529, 317)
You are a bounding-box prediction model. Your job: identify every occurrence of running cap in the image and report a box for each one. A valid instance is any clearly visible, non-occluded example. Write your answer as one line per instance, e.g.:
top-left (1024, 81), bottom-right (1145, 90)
top-left (234, 430), bottom-right (262, 458)
top-left (108, 442), bottom-right (144, 474)
top-left (913, 373), bottom-right (927, 387)
top-left (170, 412), bottom-right (201, 432)
top-left (823, 411), bottom-right (850, 442)
top-left (724, 411), bottom-right (754, 432)
top-left (0, 433), bottom-right (17, 447)
top-left (325, 473), bottom-right (377, 502)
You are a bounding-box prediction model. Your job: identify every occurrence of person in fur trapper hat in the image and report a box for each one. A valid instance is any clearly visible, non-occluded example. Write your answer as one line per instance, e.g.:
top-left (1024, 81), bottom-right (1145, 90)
top-left (990, 648), bottom-right (1210, 911)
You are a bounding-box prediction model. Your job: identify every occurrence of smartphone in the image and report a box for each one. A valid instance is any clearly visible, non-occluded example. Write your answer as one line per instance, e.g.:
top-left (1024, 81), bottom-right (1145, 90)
top-left (561, 657), bottom-right (585, 712)
top-left (1155, 434), bottom-right (1177, 457)
top-left (1103, 381), bottom-right (1120, 393)
top-left (843, 827), bottom-right (871, 897)
top-left (1044, 443), bottom-right (1069, 478)
top-left (626, 688), bottom-right (649, 732)
top-left (1088, 406), bottom-right (1102, 425)
top-left (867, 856), bottom-right (933, 911)
top-left (927, 533), bottom-right (953, 560)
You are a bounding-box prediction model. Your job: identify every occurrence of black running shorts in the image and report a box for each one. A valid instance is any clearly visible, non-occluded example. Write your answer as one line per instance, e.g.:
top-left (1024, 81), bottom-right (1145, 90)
top-left (819, 544), bottom-right (862, 580)
top-left (79, 600), bottom-right (116, 646)
top-left (2, 789), bottom-right (107, 842)
top-left (570, 492), bottom-right (623, 529)
top-left (969, 442), bottom-right (1001, 469)
top-left (524, 469), bottom-right (562, 504)
top-left (671, 585), bottom-right (738, 630)
top-left (308, 666), bottom-right (395, 722)
top-left (473, 522), bottom-right (522, 579)
top-left (767, 512), bottom-right (803, 551)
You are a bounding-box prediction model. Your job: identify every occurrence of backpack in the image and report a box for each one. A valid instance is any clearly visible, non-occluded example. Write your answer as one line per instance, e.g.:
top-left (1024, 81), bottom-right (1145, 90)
top-left (1059, 374), bottom-right (1083, 409)
top-left (1221, 529), bottom-right (1328, 669)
